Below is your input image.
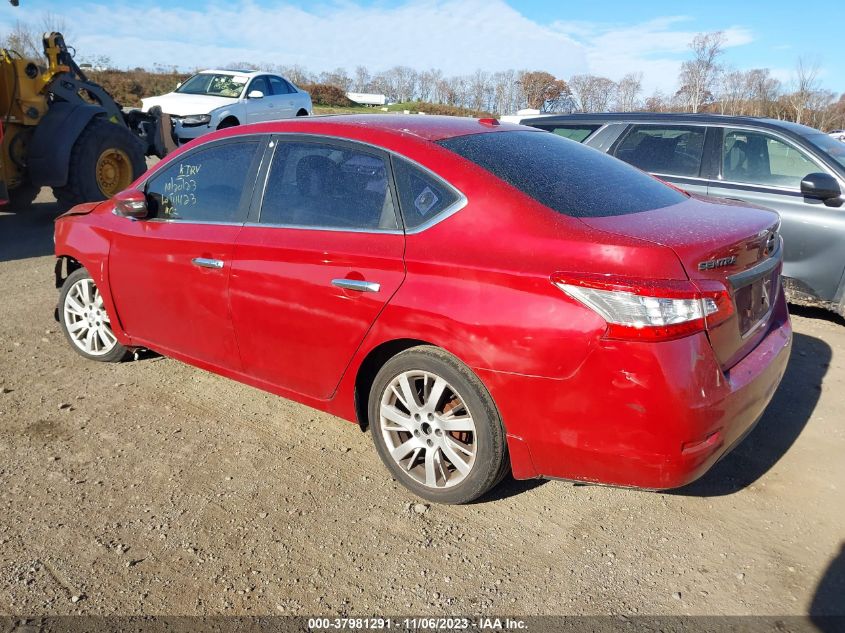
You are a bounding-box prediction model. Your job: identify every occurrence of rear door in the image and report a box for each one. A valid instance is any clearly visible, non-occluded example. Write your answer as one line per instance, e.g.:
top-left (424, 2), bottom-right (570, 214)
top-left (610, 124), bottom-right (710, 196)
top-left (108, 137), bottom-right (264, 368)
top-left (229, 136), bottom-right (406, 399)
top-left (706, 126), bottom-right (845, 302)
top-left (268, 76), bottom-right (297, 118)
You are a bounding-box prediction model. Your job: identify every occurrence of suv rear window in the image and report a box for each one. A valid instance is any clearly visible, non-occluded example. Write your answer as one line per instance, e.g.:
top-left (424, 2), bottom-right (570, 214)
top-left (437, 131), bottom-right (687, 218)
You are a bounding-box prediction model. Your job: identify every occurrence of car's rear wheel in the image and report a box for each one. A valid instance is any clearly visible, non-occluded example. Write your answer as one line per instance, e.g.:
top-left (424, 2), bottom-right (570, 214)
top-left (58, 268), bottom-right (129, 363)
top-left (369, 346), bottom-right (509, 504)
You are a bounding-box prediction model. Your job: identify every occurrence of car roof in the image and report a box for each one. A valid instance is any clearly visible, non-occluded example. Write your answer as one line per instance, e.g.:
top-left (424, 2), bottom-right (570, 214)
top-left (230, 115), bottom-right (534, 142)
top-left (522, 112), bottom-right (826, 139)
top-left (198, 68), bottom-right (264, 77)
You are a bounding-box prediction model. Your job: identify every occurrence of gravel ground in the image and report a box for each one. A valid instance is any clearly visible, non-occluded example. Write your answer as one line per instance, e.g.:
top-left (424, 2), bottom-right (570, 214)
top-left (0, 187), bottom-right (843, 617)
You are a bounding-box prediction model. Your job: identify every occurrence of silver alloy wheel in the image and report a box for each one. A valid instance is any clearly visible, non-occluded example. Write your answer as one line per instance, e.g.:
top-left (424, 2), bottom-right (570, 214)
top-left (62, 278), bottom-right (118, 357)
top-left (379, 370), bottom-right (477, 489)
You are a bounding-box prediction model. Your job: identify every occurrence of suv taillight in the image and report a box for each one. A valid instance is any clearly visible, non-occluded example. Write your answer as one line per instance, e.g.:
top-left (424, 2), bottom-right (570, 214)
top-left (552, 273), bottom-right (733, 342)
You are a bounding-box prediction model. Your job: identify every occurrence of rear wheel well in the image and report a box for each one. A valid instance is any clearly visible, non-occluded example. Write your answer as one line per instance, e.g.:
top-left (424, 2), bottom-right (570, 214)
top-left (354, 338), bottom-right (433, 431)
top-left (296, 109), bottom-right (309, 117)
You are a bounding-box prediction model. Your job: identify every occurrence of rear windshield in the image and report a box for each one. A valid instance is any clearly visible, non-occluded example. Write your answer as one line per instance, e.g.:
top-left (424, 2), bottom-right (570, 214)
top-left (437, 130), bottom-right (687, 217)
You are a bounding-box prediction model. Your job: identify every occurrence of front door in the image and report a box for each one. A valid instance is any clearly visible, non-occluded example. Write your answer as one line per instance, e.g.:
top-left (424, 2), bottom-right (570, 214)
top-left (244, 76), bottom-right (275, 123)
top-left (109, 137), bottom-right (264, 369)
top-left (229, 137), bottom-right (406, 399)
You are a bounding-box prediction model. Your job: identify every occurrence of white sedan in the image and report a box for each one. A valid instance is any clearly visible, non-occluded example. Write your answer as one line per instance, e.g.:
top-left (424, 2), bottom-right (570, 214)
top-left (141, 69), bottom-right (312, 143)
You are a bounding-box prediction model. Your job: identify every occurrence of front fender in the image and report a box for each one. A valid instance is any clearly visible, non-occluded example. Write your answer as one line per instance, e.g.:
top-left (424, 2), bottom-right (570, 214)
top-left (54, 216), bottom-right (131, 346)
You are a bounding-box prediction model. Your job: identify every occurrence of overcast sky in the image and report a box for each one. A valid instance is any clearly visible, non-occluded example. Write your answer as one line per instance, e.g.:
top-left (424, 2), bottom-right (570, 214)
top-left (2, 0), bottom-right (842, 96)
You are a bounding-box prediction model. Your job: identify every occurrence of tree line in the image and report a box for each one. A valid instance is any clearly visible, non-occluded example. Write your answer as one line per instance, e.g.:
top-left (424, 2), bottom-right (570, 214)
top-left (2, 16), bottom-right (843, 130)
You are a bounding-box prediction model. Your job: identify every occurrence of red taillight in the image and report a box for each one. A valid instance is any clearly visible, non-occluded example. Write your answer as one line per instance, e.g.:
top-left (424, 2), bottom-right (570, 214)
top-left (552, 272), bottom-right (733, 342)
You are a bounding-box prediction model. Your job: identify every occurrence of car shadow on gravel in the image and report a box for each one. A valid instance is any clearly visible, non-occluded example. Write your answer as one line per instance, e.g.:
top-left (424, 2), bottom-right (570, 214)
top-left (0, 196), bottom-right (60, 262)
top-left (473, 473), bottom-right (547, 503)
top-left (811, 542), bottom-right (845, 627)
top-left (672, 331), bottom-right (830, 497)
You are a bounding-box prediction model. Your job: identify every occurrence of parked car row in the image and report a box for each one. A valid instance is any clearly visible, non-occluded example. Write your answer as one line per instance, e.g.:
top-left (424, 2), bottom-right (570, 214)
top-left (54, 115), bottom-right (791, 503)
top-left (516, 113), bottom-right (845, 317)
top-left (141, 69), bottom-right (313, 144)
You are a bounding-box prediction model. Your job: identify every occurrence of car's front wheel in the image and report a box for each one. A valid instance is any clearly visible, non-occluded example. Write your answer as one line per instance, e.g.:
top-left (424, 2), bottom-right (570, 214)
top-left (369, 346), bottom-right (509, 504)
top-left (58, 268), bottom-right (129, 363)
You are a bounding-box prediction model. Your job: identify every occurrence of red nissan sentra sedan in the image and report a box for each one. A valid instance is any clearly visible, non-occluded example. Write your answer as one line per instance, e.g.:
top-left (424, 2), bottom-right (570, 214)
top-left (53, 115), bottom-right (792, 504)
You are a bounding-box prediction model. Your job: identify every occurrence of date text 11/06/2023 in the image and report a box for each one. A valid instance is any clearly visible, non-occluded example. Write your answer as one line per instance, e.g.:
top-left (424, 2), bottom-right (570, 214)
top-left (307, 617), bottom-right (528, 630)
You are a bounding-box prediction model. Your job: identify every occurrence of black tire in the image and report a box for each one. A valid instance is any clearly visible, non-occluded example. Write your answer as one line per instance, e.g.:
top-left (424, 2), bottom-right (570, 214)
top-left (58, 268), bottom-right (130, 363)
top-left (368, 345), bottom-right (509, 504)
top-left (52, 117), bottom-right (146, 210)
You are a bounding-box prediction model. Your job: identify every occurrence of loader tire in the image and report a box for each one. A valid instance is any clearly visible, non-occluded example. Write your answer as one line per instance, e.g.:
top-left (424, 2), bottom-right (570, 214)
top-left (53, 117), bottom-right (146, 209)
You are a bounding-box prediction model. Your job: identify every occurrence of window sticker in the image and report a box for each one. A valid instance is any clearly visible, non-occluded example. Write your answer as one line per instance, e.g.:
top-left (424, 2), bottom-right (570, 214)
top-left (414, 186), bottom-right (439, 216)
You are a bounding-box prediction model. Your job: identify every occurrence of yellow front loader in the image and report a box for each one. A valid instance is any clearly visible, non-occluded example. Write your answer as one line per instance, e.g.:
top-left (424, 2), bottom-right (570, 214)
top-left (0, 32), bottom-right (168, 208)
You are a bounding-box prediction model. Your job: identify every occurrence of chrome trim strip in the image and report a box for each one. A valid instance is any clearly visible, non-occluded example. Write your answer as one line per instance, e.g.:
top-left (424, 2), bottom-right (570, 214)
top-left (331, 278), bottom-right (380, 293)
top-left (243, 221), bottom-right (402, 235)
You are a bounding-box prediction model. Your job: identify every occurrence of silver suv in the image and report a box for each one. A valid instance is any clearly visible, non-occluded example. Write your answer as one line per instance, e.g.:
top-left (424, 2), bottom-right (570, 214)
top-left (519, 113), bottom-right (845, 317)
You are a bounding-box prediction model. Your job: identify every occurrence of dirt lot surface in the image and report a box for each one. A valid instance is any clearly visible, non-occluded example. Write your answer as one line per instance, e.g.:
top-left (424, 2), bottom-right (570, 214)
top-left (1, 187), bottom-right (843, 618)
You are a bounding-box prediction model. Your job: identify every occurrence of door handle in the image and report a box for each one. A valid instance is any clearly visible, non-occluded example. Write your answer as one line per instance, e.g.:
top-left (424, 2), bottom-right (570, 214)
top-left (192, 257), bottom-right (224, 269)
top-left (331, 278), bottom-right (380, 293)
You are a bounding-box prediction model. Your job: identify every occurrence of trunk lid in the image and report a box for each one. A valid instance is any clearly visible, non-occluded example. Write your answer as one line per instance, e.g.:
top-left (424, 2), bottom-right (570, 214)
top-left (582, 196), bottom-right (782, 369)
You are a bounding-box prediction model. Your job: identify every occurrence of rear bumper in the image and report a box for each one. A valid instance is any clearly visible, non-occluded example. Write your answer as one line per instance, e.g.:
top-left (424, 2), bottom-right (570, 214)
top-left (478, 288), bottom-right (793, 489)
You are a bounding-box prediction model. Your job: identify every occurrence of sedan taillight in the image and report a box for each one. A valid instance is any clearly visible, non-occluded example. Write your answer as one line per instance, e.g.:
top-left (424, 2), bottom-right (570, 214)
top-left (552, 273), bottom-right (733, 342)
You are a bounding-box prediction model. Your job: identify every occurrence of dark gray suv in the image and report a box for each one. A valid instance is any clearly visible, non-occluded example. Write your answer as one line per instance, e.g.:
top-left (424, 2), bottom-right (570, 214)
top-left (519, 113), bottom-right (845, 317)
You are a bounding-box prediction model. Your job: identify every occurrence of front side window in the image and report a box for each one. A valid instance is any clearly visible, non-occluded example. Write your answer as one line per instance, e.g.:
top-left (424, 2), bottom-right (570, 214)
top-left (145, 141), bottom-right (259, 222)
top-left (722, 129), bottom-right (822, 188)
top-left (176, 73), bottom-right (248, 98)
top-left (392, 158), bottom-right (460, 230)
top-left (259, 141), bottom-right (398, 230)
top-left (248, 76), bottom-right (270, 97)
top-left (614, 125), bottom-right (706, 177)
top-left (438, 130), bottom-right (687, 218)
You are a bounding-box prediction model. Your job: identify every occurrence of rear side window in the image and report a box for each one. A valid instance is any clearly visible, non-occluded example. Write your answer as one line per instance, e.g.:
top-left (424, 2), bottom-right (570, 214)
top-left (259, 141), bottom-right (398, 230)
top-left (535, 125), bottom-right (600, 143)
top-left (392, 158), bottom-right (460, 230)
top-left (269, 76), bottom-right (292, 95)
top-left (614, 125), bottom-right (706, 177)
top-left (438, 131), bottom-right (686, 218)
top-left (145, 141), bottom-right (259, 222)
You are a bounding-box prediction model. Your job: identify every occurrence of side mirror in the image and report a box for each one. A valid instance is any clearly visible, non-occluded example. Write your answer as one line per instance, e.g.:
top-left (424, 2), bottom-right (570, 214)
top-left (247, 89), bottom-right (264, 99)
top-left (113, 189), bottom-right (148, 219)
top-left (800, 172), bottom-right (841, 201)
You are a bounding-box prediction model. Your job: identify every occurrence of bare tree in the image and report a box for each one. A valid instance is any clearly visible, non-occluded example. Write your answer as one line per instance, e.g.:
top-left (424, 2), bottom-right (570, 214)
top-left (569, 74), bottom-right (617, 112)
top-left (677, 31), bottom-right (725, 112)
top-left (643, 90), bottom-right (668, 112)
top-left (788, 57), bottom-right (821, 124)
top-left (279, 65), bottom-right (311, 87)
top-left (469, 70), bottom-right (490, 113)
top-left (614, 73), bottom-right (643, 111)
top-left (417, 69), bottom-right (441, 103)
top-left (353, 66), bottom-right (370, 92)
top-left (319, 67), bottom-right (352, 91)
